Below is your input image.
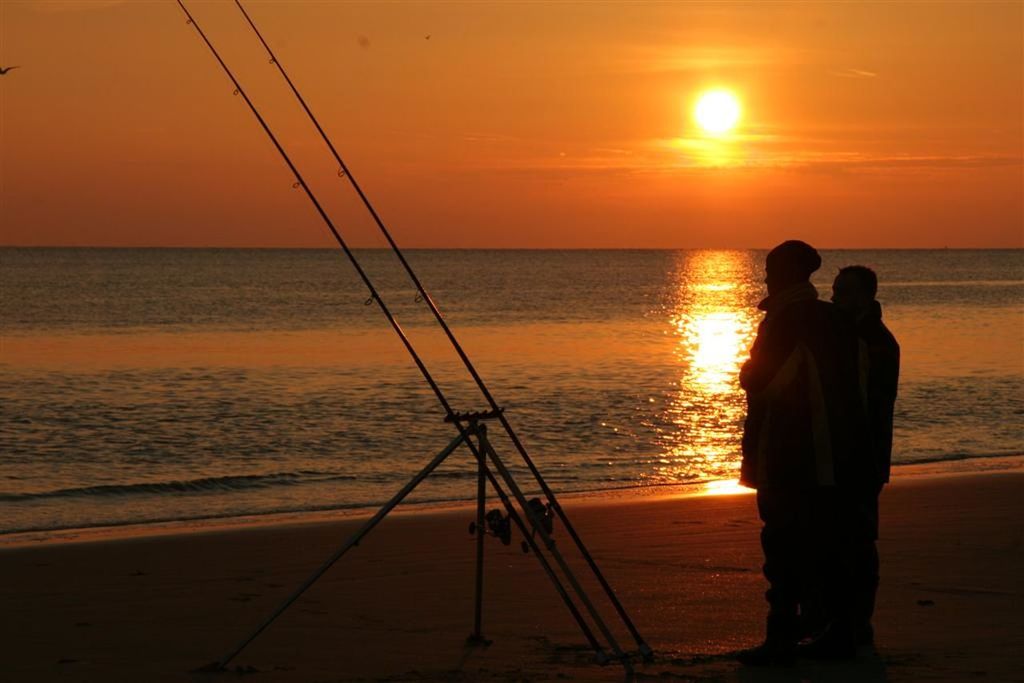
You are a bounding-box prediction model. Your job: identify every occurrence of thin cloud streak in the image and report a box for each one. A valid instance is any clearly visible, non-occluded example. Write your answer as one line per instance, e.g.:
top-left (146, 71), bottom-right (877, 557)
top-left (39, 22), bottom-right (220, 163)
top-left (475, 137), bottom-right (1022, 177)
top-left (832, 68), bottom-right (879, 79)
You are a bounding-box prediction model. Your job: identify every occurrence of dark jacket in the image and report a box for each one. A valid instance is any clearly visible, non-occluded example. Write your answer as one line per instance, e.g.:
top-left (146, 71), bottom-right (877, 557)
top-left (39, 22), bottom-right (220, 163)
top-left (855, 301), bottom-right (900, 485)
top-left (739, 284), bottom-right (866, 490)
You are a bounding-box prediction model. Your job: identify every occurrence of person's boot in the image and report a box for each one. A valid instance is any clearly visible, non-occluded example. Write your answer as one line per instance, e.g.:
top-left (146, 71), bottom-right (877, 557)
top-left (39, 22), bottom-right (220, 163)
top-left (796, 599), bottom-right (829, 643)
top-left (737, 613), bottom-right (798, 666)
top-left (853, 577), bottom-right (879, 648)
top-left (798, 621), bottom-right (857, 660)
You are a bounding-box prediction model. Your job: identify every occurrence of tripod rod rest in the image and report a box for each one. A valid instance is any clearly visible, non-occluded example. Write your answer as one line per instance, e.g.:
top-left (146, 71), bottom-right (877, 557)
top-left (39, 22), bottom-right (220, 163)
top-left (444, 408), bottom-right (504, 424)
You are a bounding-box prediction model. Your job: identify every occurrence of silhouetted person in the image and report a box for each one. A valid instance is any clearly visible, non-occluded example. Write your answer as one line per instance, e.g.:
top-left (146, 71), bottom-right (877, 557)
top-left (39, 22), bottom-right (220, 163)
top-left (806, 265), bottom-right (899, 654)
top-left (737, 241), bottom-right (865, 666)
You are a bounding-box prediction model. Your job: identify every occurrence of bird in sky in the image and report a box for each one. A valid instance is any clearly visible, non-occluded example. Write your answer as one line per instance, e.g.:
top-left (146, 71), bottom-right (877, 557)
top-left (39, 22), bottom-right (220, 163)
top-left (0, 66), bottom-right (20, 75)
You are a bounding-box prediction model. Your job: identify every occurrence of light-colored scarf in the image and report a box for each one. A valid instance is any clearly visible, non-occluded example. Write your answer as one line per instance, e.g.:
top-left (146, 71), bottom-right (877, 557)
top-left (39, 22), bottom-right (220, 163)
top-left (757, 281), bottom-right (819, 318)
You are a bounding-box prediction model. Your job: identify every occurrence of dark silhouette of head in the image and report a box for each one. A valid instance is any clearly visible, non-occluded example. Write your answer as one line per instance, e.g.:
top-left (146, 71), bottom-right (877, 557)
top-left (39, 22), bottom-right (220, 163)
top-left (832, 265), bottom-right (877, 317)
top-left (764, 240), bottom-right (821, 295)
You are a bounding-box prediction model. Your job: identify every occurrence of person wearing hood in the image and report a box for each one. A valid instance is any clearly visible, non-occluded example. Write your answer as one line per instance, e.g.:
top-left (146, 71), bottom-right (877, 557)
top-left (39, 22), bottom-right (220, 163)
top-left (737, 241), bottom-right (866, 666)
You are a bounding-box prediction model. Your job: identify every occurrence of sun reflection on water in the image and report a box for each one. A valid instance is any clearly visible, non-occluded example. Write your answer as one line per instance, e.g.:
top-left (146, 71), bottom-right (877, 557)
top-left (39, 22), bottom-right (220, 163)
top-left (684, 311), bottom-right (749, 392)
top-left (651, 250), bottom-right (760, 485)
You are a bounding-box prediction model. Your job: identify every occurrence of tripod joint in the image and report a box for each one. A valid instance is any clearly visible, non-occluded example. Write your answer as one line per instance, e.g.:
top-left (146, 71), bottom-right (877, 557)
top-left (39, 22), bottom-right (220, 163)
top-left (444, 408), bottom-right (504, 425)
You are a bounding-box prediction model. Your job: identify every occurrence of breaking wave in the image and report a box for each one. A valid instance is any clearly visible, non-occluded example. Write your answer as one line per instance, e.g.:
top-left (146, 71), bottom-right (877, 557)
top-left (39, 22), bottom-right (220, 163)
top-left (0, 470), bottom-right (356, 502)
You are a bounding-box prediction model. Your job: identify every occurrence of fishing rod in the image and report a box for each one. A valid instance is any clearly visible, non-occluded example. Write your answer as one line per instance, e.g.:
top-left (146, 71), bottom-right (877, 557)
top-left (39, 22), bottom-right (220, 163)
top-left (232, 0), bottom-right (652, 659)
top-left (174, 0), bottom-right (630, 672)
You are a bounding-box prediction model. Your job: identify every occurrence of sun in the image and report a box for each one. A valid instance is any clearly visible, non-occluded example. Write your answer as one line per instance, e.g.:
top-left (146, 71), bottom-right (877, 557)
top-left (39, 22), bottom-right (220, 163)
top-left (694, 90), bottom-right (741, 135)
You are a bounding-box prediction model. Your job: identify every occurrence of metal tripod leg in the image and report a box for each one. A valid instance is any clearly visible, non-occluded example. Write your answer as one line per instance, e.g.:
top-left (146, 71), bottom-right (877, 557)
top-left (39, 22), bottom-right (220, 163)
top-left (467, 438), bottom-right (487, 645)
top-left (479, 436), bottom-right (634, 675)
top-left (206, 429), bottom-right (469, 671)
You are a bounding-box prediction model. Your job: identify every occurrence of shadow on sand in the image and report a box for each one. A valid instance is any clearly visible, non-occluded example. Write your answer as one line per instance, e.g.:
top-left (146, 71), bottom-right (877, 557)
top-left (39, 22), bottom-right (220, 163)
top-left (633, 649), bottom-right (888, 683)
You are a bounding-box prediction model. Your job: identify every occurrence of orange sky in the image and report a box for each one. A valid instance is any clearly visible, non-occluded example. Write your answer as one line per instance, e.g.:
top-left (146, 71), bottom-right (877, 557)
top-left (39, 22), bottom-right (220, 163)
top-left (1, 1), bottom-right (1021, 248)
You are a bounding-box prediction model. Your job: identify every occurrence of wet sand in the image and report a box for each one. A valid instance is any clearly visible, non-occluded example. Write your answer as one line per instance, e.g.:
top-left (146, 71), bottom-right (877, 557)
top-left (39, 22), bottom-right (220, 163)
top-left (1, 469), bottom-right (1021, 682)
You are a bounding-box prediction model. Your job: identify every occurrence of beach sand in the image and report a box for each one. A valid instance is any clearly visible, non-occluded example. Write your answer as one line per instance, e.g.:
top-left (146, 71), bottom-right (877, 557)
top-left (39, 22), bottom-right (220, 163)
top-left (1, 468), bottom-right (1021, 682)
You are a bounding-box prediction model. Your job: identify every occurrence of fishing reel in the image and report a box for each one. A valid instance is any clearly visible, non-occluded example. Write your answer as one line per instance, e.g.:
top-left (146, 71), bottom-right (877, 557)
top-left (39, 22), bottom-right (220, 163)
top-left (469, 509), bottom-right (512, 546)
top-left (468, 498), bottom-right (555, 554)
top-left (520, 497), bottom-right (555, 554)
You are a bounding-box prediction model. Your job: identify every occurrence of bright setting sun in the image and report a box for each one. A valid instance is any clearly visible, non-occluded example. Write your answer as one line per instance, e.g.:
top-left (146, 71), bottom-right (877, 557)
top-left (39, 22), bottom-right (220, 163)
top-left (694, 90), bottom-right (741, 135)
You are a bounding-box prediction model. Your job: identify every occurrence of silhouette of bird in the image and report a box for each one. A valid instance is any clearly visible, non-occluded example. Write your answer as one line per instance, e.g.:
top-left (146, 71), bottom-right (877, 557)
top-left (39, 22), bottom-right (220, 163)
top-left (424, 35), bottom-right (431, 40)
top-left (0, 66), bottom-right (20, 75)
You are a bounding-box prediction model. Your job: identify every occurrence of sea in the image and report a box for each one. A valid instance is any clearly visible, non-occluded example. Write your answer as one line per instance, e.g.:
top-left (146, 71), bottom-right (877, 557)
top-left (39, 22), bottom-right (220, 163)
top-left (1, 248), bottom-right (1022, 536)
